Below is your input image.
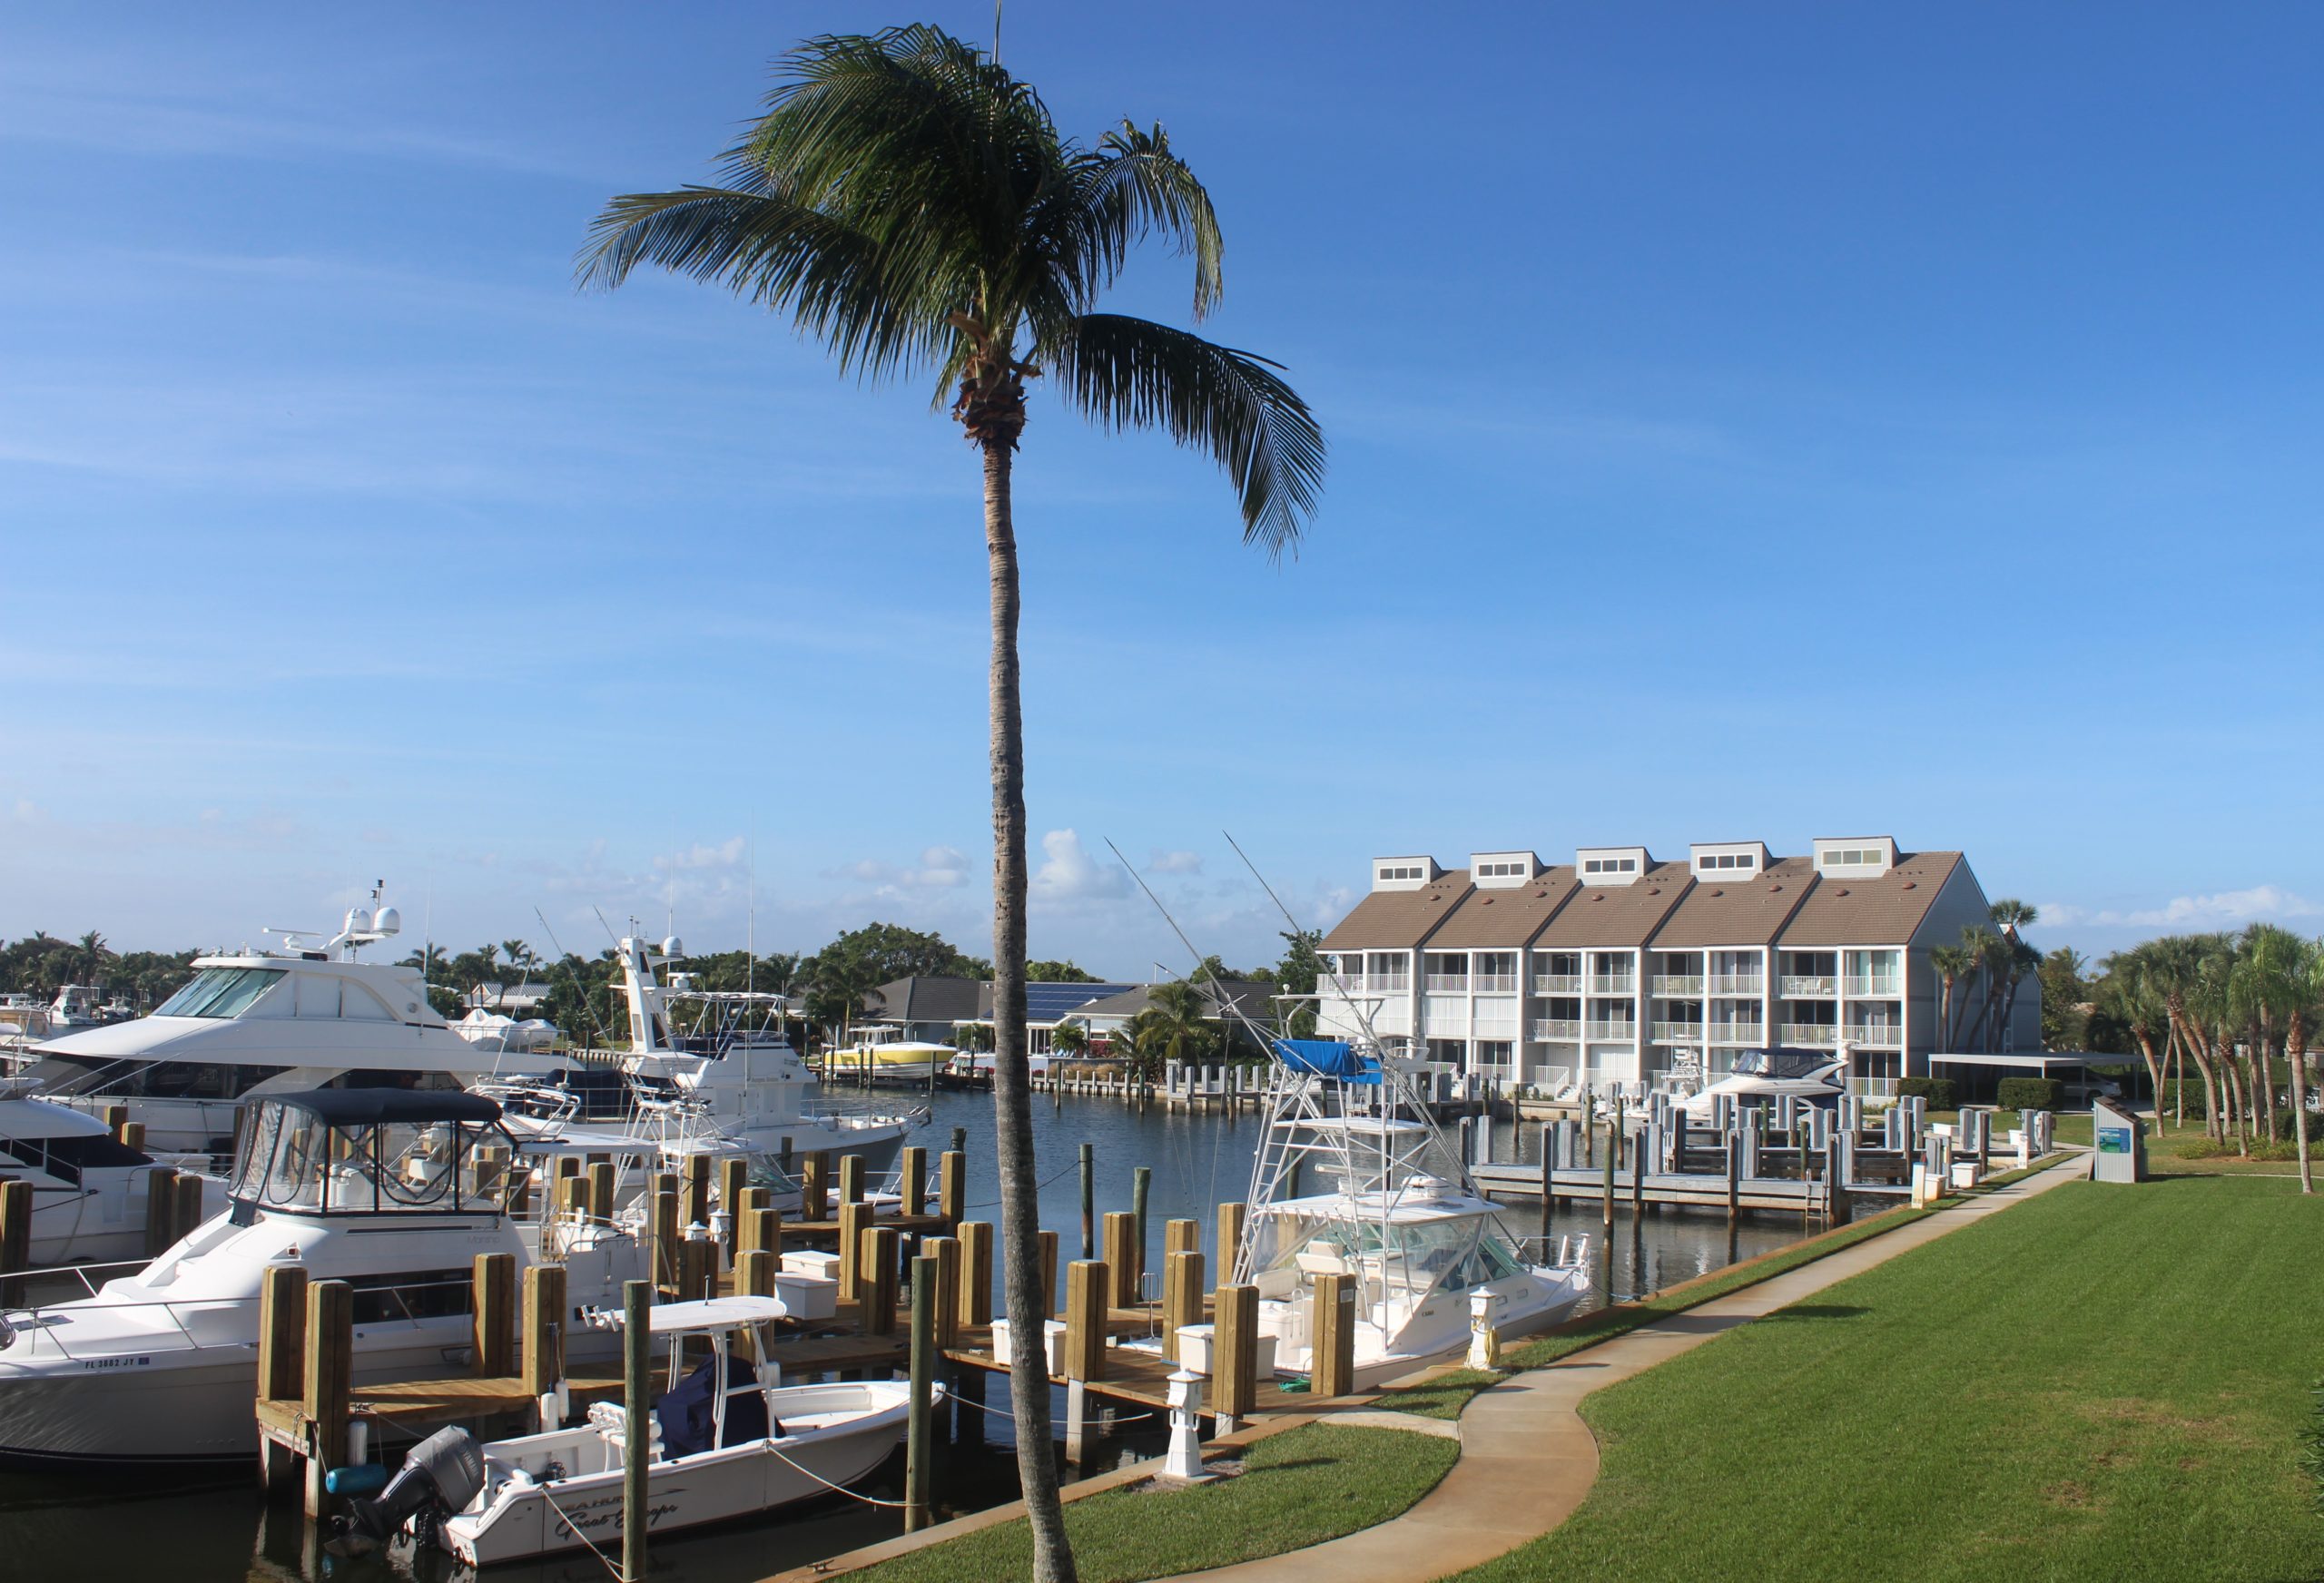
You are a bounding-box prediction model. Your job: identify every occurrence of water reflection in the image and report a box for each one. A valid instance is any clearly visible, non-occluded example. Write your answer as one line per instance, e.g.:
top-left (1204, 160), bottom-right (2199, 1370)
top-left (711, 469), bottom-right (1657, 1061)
top-left (0, 1087), bottom-right (1805, 1583)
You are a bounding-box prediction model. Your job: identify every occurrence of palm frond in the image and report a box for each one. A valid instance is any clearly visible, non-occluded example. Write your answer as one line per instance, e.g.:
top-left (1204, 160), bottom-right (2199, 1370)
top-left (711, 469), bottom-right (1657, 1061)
top-left (1050, 313), bottom-right (1324, 558)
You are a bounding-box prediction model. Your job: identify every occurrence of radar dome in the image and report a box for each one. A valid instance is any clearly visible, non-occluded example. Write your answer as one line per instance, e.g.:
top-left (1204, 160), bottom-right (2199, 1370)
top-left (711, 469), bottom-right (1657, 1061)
top-left (662, 936), bottom-right (684, 959)
top-left (344, 907), bottom-right (374, 935)
top-left (373, 906), bottom-right (402, 937)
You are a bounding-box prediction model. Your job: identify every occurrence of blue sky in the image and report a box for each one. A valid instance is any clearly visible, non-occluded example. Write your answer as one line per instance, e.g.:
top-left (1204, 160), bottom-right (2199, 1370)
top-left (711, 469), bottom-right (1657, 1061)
top-left (3, 2), bottom-right (2319, 976)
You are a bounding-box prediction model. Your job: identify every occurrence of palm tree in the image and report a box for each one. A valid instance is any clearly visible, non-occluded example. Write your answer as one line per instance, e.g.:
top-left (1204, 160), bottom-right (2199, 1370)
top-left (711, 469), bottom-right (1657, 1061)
top-left (1049, 1020), bottom-right (1088, 1059)
top-left (578, 30), bottom-right (1322, 1577)
top-left (1930, 943), bottom-right (1973, 1050)
top-left (2100, 946), bottom-right (2171, 1130)
top-left (2233, 925), bottom-right (2313, 1188)
top-left (1957, 925), bottom-right (2006, 1050)
top-left (74, 929), bottom-right (111, 985)
top-left (1988, 900), bottom-right (2039, 1046)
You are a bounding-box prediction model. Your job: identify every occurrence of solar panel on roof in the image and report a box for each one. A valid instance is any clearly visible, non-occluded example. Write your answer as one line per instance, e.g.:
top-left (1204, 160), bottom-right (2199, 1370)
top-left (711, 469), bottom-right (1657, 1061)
top-left (1022, 982), bottom-right (1137, 1021)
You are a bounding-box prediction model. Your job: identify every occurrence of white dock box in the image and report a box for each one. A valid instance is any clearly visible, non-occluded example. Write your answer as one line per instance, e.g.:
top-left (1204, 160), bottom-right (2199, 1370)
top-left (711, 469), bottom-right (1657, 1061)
top-left (1173, 1323), bottom-right (1278, 1380)
top-left (781, 1250), bottom-right (844, 1281)
top-left (989, 1318), bottom-right (1069, 1378)
top-left (773, 1272), bottom-right (838, 1321)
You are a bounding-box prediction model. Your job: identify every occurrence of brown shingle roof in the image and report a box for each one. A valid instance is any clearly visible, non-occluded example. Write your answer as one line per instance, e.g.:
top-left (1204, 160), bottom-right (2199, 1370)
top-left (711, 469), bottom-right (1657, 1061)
top-left (1531, 860), bottom-right (1693, 948)
top-left (1423, 866), bottom-right (1582, 948)
top-left (1649, 856), bottom-right (1818, 948)
top-left (1320, 870), bottom-right (1472, 951)
top-left (1777, 851), bottom-right (1963, 947)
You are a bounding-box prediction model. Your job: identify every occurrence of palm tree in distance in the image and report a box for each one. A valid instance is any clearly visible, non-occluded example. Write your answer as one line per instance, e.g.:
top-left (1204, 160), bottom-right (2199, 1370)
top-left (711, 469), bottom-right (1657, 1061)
top-left (578, 29), bottom-right (1324, 1577)
top-left (1930, 943), bottom-right (1972, 1051)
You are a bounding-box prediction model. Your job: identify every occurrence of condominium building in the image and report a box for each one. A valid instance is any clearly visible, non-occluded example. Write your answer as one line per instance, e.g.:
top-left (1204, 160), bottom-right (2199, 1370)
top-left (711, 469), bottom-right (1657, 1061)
top-left (1315, 837), bottom-right (2035, 1096)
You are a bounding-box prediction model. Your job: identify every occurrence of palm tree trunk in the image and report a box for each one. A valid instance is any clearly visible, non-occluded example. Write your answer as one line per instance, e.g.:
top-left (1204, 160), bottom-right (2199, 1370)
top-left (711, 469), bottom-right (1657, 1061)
top-left (980, 438), bottom-right (1078, 1583)
top-left (2289, 1011), bottom-right (2313, 1195)
top-left (2132, 1026), bottom-right (2165, 1135)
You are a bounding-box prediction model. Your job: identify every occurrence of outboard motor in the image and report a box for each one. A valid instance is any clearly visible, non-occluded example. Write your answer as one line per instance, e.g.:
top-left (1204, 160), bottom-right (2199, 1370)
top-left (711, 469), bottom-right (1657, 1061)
top-left (343, 1426), bottom-right (486, 1547)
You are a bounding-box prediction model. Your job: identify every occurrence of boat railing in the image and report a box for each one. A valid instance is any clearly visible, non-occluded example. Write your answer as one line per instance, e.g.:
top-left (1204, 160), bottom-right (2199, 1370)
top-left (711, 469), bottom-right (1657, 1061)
top-left (0, 1269), bottom-right (474, 1362)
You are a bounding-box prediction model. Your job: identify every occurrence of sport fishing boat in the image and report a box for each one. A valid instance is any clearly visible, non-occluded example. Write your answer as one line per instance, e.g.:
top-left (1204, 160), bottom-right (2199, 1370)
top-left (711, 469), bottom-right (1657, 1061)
top-left (1231, 1037), bottom-right (1591, 1389)
top-left (818, 1028), bottom-right (954, 1086)
top-left (10, 892), bottom-right (569, 1155)
top-left (1679, 1047), bottom-right (1848, 1120)
top-left (0, 1080), bottom-right (222, 1265)
top-left (347, 1296), bottom-right (927, 1565)
top-left (0, 1088), bottom-right (648, 1467)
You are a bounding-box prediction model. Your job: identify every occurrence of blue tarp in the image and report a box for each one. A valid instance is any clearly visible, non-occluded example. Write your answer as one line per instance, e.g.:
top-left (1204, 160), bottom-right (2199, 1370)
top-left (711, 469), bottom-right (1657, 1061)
top-left (1271, 1038), bottom-right (1379, 1083)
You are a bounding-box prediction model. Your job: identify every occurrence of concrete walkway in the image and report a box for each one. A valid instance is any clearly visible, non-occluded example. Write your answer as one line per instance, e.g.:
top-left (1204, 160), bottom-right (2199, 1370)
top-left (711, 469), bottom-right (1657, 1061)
top-left (1172, 1156), bottom-right (2093, 1583)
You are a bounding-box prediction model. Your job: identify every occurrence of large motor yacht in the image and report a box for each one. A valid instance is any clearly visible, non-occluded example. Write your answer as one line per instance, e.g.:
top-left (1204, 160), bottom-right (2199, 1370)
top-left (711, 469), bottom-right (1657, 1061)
top-left (0, 1088), bottom-right (648, 1467)
top-left (11, 894), bottom-right (568, 1155)
top-left (0, 1081), bottom-right (222, 1265)
top-left (1233, 1037), bottom-right (1591, 1389)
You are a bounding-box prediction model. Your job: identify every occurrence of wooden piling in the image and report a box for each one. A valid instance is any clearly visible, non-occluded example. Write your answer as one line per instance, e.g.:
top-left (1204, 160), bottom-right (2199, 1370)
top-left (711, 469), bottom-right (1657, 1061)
top-left (923, 1234), bottom-right (961, 1348)
top-left (1037, 1227), bottom-right (1059, 1317)
top-left (802, 1154), bottom-right (829, 1223)
top-left (750, 1207), bottom-right (783, 1263)
top-left (1063, 1260), bottom-right (1108, 1382)
top-left (0, 1179), bottom-right (30, 1307)
top-left (621, 1278), bottom-right (651, 1583)
top-left (1312, 1271), bottom-right (1357, 1399)
top-left (101, 1102), bottom-right (126, 1136)
top-left (679, 1237), bottom-right (716, 1303)
top-left (957, 1220), bottom-right (994, 1325)
top-left (901, 1145), bottom-right (927, 1217)
top-left (1131, 1165), bottom-right (1152, 1286)
top-left (1078, 1143), bottom-right (1095, 1260)
top-left (1102, 1211), bottom-right (1139, 1307)
top-left (652, 1185), bottom-right (681, 1291)
top-left (905, 1253), bottom-right (938, 1532)
top-left (1216, 1201), bottom-right (1246, 1274)
top-left (861, 1225), bottom-right (900, 1336)
top-left (1161, 1248), bottom-right (1204, 1363)
top-left (736, 1247), bottom-right (775, 1298)
top-left (682, 1154), bottom-right (712, 1232)
top-left (1165, 1217), bottom-right (1200, 1258)
top-left (586, 1161), bottom-right (615, 1225)
top-left (736, 1186), bottom-right (770, 1251)
top-left (839, 1152), bottom-right (865, 1206)
top-left (717, 1157), bottom-right (749, 1256)
top-left (939, 1150), bottom-right (966, 1229)
top-left (471, 1251), bottom-right (516, 1377)
top-left (300, 1279), bottom-right (352, 1518)
top-left (256, 1263), bottom-right (308, 1499)
top-left (835, 1201), bottom-right (872, 1303)
top-left (144, 1167), bottom-right (178, 1256)
top-left (1212, 1283), bottom-right (1259, 1423)
top-left (1601, 1120), bottom-right (1617, 1229)
top-left (1725, 1131), bottom-right (1743, 1225)
top-left (521, 1263), bottom-right (566, 1400)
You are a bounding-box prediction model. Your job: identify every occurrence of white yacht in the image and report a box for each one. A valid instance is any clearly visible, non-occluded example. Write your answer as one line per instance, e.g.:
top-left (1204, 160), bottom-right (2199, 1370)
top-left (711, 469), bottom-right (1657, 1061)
top-left (0, 1081), bottom-right (222, 1265)
top-left (12, 895), bottom-right (568, 1155)
top-left (0, 1088), bottom-right (649, 1467)
top-left (1230, 1038), bottom-right (1590, 1389)
top-left (1679, 1047), bottom-right (1848, 1119)
top-left (492, 932), bottom-right (919, 1175)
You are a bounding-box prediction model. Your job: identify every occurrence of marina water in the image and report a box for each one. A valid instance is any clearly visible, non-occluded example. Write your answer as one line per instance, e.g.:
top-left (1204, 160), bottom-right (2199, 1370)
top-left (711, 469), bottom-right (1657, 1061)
top-left (1, 1088), bottom-right (1807, 1583)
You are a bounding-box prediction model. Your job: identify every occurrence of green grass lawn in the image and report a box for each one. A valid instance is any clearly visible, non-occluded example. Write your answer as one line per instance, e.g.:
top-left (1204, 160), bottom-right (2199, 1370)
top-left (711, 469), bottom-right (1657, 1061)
top-left (1452, 1173), bottom-right (2324, 1582)
top-left (843, 1422), bottom-right (1458, 1583)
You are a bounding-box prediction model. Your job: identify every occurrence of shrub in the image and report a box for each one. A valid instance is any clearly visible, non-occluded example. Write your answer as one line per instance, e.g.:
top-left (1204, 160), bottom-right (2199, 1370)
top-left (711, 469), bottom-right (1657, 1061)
top-left (2159, 1080), bottom-right (2211, 1120)
top-left (1995, 1077), bottom-right (2065, 1112)
top-left (1896, 1077), bottom-right (1956, 1110)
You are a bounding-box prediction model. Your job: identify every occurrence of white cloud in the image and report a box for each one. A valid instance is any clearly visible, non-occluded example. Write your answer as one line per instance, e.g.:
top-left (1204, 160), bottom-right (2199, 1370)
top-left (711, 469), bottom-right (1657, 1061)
top-left (2038, 885), bottom-right (2322, 931)
top-left (656, 837), bottom-right (747, 872)
top-left (1149, 849), bottom-right (1204, 875)
top-left (1033, 829), bottom-right (1130, 903)
top-left (837, 845), bottom-right (972, 893)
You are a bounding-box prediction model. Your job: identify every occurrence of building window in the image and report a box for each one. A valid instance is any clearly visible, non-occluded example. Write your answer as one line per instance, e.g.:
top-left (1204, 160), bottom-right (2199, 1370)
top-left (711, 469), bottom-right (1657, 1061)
top-left (1366, 953), bottom-right (1410, 990)
top-left (1582, 857), bottom-right (1639, 875)
top-left (1477, 860), bottom-right (1527, 879)
top-left (1699, 853), bottom-right (1757, 872)
top-left (1820, 847), bottom-right (1883, 870)
top-left (1378, 863), bottom-right (1426, 882)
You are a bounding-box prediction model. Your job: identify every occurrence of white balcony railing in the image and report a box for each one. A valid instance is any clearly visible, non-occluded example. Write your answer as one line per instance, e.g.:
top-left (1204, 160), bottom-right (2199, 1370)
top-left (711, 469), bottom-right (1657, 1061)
top-left (1585, 1020), bottom-right (1638, 1041)
top-left (1423, 974), bottom-right (1468, 993)
top-left (1708, 1023), bottom-right (1767, 1045)
top-left (1649, 1020), bottom-right (1706, 1043)
top-left (1845, 977), bottom-right (1903, 998)
top-left (1708, 974), bottom-right (1764, 996)
top-left (1780, 1023), bottom-right (1839, 1046)
top-left (1849, 1076), bottom-right (1900, 1100)
top-left (1650, 975), bottom-right (1705, 996)
top-left (1844, 1023), bottom-right (1903, 1047)
top-left (1781, 976), bottom-right (1836, 997)
top-left (1531, 974), bottom-right (1582, 995)
top-left (1531, 1019), bottom-right (1581, 1042)
top-left (1589, 976), bottom-right (1636, 996)
top-left (1472, 974), bottom-right (1518, 993)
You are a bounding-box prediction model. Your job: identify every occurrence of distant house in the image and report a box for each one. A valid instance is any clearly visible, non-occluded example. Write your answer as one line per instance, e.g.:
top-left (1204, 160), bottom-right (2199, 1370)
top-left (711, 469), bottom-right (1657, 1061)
top-left (1063, 979), bottom-right (1279, 1046)
top-left (859, 976), bottom-right (1137, 1054)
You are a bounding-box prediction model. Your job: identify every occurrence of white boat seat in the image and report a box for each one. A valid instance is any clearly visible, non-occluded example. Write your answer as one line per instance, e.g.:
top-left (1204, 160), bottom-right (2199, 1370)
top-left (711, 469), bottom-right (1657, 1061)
top-left (1295, 1250), bottom-right (1352, 1277)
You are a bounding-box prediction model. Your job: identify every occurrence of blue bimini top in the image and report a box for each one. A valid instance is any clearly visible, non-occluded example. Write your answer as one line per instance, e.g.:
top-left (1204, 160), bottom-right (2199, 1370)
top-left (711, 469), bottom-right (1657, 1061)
top-left (1271, 1038), bottom-right (1379, 1083)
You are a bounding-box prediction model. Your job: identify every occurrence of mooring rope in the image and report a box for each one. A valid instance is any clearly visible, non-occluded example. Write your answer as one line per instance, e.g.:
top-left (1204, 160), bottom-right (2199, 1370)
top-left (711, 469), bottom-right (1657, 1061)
top-left (536, 1484), bottom-right (626, 1583)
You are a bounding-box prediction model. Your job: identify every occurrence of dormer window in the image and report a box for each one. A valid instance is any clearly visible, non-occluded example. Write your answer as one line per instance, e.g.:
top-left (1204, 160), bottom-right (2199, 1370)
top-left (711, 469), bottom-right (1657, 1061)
top-left (1702, 853), bottom-right (1754, 871)
top-left (1582, 857), bottom-right (1638, 875)
top-left (1378, 864), bottom-right (1426, 881)
top-left (1479, 861), bottom-right (1524, 878)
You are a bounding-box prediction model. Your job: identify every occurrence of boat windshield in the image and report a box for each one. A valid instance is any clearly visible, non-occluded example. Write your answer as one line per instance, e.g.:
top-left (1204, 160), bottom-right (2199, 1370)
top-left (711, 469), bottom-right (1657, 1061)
top-left (1730, 1049), bottom-right (1832, 1080)
top-left (1255, 1206), bottom-right (1522, 1301)
top-left (154, 967), bottom-right (287, 1018)
top-left (228, 1099), bottom-right (503, 1217)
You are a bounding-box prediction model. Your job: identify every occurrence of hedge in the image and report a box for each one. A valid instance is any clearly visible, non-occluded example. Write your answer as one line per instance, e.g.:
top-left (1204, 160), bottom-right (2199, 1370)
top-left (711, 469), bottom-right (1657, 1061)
top-left (1896, 1077), bottom-right (1956, 1109)
top-left (1995, 1077), bottom-right (2065, 1112)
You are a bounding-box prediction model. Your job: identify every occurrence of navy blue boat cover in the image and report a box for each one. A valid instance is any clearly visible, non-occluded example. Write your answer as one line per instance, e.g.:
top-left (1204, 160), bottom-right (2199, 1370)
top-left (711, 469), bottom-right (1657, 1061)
top-left (1271, 1038), bottom-right (1378, 1082)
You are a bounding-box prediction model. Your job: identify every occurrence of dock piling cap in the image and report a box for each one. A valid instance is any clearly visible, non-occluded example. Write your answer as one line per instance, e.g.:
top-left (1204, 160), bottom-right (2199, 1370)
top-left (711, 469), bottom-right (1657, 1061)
top-left (583, 1294), bottom-right (789, 1333)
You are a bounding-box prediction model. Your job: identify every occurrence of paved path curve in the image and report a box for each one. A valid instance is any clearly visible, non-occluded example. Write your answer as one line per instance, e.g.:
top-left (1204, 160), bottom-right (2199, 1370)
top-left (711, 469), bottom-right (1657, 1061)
top-left (1171, 1158), bottom-right (2092, 1583)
